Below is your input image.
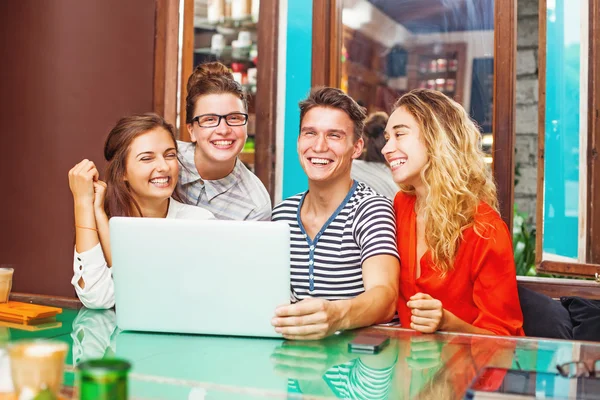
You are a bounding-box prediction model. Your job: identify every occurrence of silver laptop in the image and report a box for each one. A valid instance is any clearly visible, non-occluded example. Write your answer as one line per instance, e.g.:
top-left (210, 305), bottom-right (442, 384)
top-left (110, 217), bottom-right (290, 338)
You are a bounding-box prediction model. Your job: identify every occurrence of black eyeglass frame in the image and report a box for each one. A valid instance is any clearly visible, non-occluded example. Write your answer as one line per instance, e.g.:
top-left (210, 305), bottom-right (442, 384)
top-left (556, 360), bottom-right (600, 378)
top-left (191, 113), bottom-right (249, 128)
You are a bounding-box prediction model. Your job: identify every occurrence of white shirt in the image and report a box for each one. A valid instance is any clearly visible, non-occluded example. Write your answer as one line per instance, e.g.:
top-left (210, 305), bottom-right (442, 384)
top-left (350, 160), bottom-right (399, 200)
top-left (71, 198), bottom-right (214, 309)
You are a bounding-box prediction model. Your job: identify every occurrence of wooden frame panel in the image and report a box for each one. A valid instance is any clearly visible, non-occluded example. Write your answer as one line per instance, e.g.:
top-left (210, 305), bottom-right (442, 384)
top-left (492, 0), bottom-right (517, 230)
top-left (10, 292), bottom-right (83, 309)
top-left (154, 0), bottom-right (180, 124)
top-left (536, 0), bottom-right (600, 273)
top-left (179, 0), bottom-right (194, 141)
top-left (537, 260), bottom-right (600, 279)
top-left (588, 0), bottom-right (600, 264)
top-left (517, 276), bottom-right (600, 300)
top-left (312, 0), bottom-right (342, 87)
top-left (535, 0), bottom-right (547, 265)
top-left (255, 0), bottom-right (280, 201)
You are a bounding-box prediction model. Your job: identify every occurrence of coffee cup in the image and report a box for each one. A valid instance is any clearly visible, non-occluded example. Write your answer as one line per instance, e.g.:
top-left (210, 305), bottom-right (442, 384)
top-left (0, 268), bottom-right (14, 303)
top-left (8, 340), bottom-right (68, 398)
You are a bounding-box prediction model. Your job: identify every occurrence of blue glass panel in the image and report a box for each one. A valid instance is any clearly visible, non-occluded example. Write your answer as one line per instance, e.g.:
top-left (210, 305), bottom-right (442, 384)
top-left (543, 0), bottom-right (581, 258)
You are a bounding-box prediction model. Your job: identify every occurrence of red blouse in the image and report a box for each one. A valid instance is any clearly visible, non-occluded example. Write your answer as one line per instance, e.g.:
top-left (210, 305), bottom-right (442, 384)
top-left (394, 192), bottom-right (525, 336)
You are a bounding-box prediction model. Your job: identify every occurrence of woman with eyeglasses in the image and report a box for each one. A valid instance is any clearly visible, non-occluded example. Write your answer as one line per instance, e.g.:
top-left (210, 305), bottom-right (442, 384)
top-left (68, 114), bottom-right (214, 309)
top-left (177, 61), bottom-right (271, 220)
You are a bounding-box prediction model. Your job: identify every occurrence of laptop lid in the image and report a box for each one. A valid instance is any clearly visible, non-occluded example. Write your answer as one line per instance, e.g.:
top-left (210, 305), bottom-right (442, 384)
top-left (110, 218), bottom-right (290, 338)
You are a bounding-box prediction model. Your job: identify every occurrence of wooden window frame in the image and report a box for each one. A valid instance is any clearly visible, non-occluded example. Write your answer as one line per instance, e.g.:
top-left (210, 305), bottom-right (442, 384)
top-left (313, 0), bottom-right (600, 295)
top-left (312, 0), bottom-right (517, 231)
top-left (175, 0), bottom-right (279, 201)
top-left (154, 0), bottom-right (180, 124)
top-left (534, 0), bottom-right (600, 294)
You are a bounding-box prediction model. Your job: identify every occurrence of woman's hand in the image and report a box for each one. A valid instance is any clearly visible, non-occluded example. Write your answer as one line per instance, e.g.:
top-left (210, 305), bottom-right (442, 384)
top-left (407, 292), bottom-right (444, 333)
top-left (68, 159), bottom-right (99, 205)
top-left (93, 180), bottom-right (107, 214)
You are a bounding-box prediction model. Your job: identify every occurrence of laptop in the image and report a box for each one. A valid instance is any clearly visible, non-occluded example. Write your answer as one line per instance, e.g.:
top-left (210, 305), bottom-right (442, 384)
top-left (109, 217), bottom-right (290, 338)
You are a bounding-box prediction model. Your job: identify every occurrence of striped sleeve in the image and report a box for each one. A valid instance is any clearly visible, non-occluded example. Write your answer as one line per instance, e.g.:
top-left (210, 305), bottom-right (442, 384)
top-left (353, 195), bottom-right (399, 264)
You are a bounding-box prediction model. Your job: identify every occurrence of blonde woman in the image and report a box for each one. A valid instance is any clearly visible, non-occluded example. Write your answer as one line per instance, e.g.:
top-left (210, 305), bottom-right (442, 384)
top-left (382, 89), bottom-right (524, 336)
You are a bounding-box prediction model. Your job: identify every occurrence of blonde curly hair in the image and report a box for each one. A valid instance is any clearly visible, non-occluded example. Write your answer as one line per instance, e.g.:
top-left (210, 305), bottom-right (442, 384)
top-left (393, 89), bottom-right (498, 274)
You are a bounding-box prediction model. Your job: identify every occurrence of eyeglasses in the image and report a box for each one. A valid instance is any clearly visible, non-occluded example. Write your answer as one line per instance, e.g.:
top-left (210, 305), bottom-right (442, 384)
top-left (191, 113), bottom-right (248, 128)
top-left (556, 359), bottom-right (600, 378)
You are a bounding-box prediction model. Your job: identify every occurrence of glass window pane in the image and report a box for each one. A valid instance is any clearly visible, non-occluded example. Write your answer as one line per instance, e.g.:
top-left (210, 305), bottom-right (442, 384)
top-left (193, 0), bottom-right (259, 171)
top-left (542, 0), bottom-right (582, 259)
top-left (339, 0), bottom-right (495, 163)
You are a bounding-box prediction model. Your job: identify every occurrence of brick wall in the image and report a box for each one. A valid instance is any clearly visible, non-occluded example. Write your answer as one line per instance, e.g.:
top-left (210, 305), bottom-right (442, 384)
top-left (515, 0), bottom-right (539, 221)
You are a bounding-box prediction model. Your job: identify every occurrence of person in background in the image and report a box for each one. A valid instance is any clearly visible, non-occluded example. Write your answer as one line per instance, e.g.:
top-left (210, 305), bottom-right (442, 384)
top-left (271, 87), bottom-right (400, 340)
top-left (69, 114), bottom-right (214, 309)
top-left (351, 111), bottom-right (399, 199)
top-left (382, 89), bottom-right (524, 336)
top-left (177, 61), bottom-right (271, 221)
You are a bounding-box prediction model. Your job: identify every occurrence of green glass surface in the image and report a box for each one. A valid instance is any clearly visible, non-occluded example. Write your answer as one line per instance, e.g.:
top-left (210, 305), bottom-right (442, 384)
top-left (7, 306), bottom-right (600, 400)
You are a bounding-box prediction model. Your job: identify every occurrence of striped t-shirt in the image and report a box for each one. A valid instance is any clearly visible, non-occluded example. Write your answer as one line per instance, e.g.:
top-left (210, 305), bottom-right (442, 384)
top-left (288, 357), bottom-right (396, 399)
top-left (272, 181), bottom-right (399, 301)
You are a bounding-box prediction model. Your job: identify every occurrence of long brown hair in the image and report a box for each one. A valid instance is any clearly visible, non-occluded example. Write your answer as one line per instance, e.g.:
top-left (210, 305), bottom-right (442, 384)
top-left (393, 89), bottom-right (498, 274)
top-left (103, 113), bottom-right (177, 217)
top-left (185, 61), bottom-right (247, 123)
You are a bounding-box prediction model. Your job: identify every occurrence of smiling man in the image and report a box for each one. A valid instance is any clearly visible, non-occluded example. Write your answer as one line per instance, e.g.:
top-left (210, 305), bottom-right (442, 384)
top-left (271, 87), bottom-right (400, 340)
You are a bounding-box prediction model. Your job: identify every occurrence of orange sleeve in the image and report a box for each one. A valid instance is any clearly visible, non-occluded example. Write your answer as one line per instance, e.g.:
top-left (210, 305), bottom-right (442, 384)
top-left (469, 219), bottom-right (525, 336)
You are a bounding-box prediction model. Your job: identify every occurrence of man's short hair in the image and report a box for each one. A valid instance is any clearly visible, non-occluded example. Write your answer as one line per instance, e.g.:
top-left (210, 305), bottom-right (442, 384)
top-left (298, 87), bottom-right (366, 142)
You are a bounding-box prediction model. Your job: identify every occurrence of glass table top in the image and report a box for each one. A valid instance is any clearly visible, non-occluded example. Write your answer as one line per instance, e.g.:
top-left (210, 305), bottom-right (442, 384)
top-left (1, 306), bottom-right (599, 399)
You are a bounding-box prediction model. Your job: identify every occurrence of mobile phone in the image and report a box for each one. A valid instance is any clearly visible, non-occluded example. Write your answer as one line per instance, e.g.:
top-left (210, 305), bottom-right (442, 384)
top-left (348, 334), bottom-right (390, 354)
top-left (465, 367), bottom-right (600, 400)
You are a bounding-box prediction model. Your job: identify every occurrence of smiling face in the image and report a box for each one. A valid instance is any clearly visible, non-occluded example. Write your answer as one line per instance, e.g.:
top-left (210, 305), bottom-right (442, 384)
top-left (186, 93), bottom-right (247, 166)
top-left (124, 127), bottom-right (179, 204)
top-left (298, 106), bottom-right (363, 184)
top-left (381, 106), bottom-right (429, 189)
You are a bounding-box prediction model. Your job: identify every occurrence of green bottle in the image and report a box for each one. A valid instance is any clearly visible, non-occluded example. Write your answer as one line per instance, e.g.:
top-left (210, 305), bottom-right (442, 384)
top-left (77, 359), bottom-right (132, 400)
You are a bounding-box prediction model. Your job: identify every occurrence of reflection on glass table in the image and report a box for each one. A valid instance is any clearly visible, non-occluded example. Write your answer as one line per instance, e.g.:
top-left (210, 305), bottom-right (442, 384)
top-left (46, 306), bottom-right (596, 399)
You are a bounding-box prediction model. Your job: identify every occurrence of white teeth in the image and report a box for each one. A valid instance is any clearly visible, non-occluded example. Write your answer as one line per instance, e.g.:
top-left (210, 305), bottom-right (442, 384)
top-left (310, 158), bottom-right (330, 165)
top-left (213, 140), bottom-right (233, 146)
top-left (150, 178), bottom-right (169, 184)
top-left (390, 159), bottom-right (406, 168)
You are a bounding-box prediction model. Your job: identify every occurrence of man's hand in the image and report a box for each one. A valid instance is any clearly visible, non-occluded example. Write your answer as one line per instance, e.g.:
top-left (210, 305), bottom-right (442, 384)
top-left (270, 337), bottom-right (352, 379)
top-left (406, 293), bottom-right (444, 333)
top-left (271, 298), bottom-right (346, 340)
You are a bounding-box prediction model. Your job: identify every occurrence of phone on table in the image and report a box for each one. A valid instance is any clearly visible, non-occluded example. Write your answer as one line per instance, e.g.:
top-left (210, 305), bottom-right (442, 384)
top-left (348, 334), bottom-right (390, 354)
top-left (465, 367), bottom-right (600, 400)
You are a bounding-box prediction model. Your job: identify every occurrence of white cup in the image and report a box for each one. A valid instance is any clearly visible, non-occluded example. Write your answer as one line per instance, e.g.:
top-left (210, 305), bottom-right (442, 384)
top-left (237, 31), bottom-right (252, 47)
top-left (211, 34), bottom-right (226, 54)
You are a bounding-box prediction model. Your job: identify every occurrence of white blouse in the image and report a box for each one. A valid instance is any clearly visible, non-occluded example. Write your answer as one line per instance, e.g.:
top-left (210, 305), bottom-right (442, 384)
top-left (71, 198), bottom-right (214, 309)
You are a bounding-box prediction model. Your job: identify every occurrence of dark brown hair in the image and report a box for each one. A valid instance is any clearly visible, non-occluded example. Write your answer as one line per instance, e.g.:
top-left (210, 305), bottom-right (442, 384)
top-left (185, 61), bottom-right (247, 123)
top-left (298, 87), bottom-right (366, 142)
top-left (104, 113), bottom-right (177, 217)
top-left (361, 111), bottom-right (388, 163)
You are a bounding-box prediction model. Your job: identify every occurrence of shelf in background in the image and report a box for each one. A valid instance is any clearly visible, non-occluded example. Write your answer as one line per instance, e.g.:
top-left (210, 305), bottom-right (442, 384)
top-left (194, 15), bottom-right (257, 31)
top-left (194, 47), bottom-right (255, 64)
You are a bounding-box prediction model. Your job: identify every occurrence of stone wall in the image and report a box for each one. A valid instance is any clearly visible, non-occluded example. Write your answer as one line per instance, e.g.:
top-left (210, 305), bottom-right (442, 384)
top-left (514, 0), bottom-right (539, 221)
